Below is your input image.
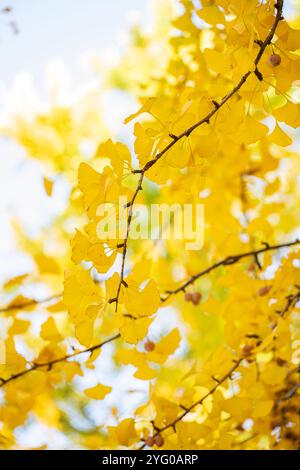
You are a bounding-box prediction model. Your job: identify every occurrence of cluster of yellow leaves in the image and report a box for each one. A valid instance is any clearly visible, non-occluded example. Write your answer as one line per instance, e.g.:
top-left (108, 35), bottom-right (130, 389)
top-left (0, 0), bottom-right (299, 451)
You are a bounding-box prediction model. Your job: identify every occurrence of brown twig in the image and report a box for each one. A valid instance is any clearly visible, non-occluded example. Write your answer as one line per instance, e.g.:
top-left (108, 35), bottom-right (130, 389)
top-left (139, 281), bottom-right (299, 450)
top-left (114, 172), bottom-right (144, 311)
top-left (0, 333), bottom-right (120, 388)
top-left (277, 289), bottom-right (300, 318)
top-left (1, 241), bottom-right (298, 314)
top-left (162, 239), bottom-right (300, 301)
top-left (138, 358), bottom-right (243, 450)
top-left (133, 1), bottom-right (283, 176)
top-left (0, 240), bottom-right (297, 388)
top-left (276, 383), bottom-right (300, 403)
top-left (0, 293), bottom-right (62, 313)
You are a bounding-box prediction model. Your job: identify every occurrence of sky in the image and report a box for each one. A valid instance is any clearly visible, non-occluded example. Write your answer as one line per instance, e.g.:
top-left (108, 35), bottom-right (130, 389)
top-left (0, 0), bottom-right (149, 84)
top-left (0, 0), bottom-right (151, 282)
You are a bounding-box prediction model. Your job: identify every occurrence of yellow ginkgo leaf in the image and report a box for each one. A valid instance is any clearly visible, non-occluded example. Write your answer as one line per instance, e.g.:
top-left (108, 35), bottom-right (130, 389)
top-left (5, 294), bottom-right (35, 312)
top-left (134, 363), bottom-right (157, 380)
top-left (273, 101), bottom-right (300, 128)
top-left (197, 5), bottom-right (225, 26)
top-left (109, 418), bottom-right (137, 446)
top-left (34, 253), bottom-right (60, 275)
top-left (63, 267), bottom-right (103, 324)
top-left (133, 122), bottom-right (155, 166)
top-left (269, 123), bottom-right (292, 147)
top-left (203, 49), bottom-right (231, 74)
top-left (125, 279), bottom-right (160, 317)
top-left (84, 384), bottom-right (112, 400)
top-left (165, 137), bottom-right (191, 168)
top-left (235, 116), bottom-right (269, 145)
top-left (3, 274), bottom-right (29, 290)
top-left (116, 348), bottom-right (157, 380)
top-left (75, 318), bottom-right (95, 347)
top-left (40, 317), bottom-right (62, 343)
top-left (265, 178), bottom-right (280, 195)
top-left (78, 162), bottom-right (102, 210)
top-left (119, 316), bottom-right (154, 344)
top-left (147, 328), bottom-right (181, 364)
top-left (71, 229), bottom-right (91, 265)
top-left (97, 139), bottom-right (131, 179)
top-left (261, 363), bottom-right (287, 386)
top-left (252, 400), bottom-right (274, 418)
top-left (47, 300), bottom-right (65, 313)
top-left (9, 319), bottom-right (30, 335)
top-left (124, 97), bottom-right (156, 124)
top-left (43, 176), bottom-right (54, 196)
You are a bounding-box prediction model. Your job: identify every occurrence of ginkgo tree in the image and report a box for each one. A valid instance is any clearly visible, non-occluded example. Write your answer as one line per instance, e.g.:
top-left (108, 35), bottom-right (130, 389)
top-left (0, 0), bottom-right (300, 450)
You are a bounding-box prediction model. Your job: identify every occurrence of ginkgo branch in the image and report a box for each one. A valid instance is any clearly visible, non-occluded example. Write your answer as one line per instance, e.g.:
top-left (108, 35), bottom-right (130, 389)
top-left (139, 357), bottom-right (243, 450)
top-left (114, 172), bottom-right (144, 311)
top-left (114, 0), bottom-right (284, 310)
top-left (140, 282), bottom-right (298, 450)
top-left (0, 293), bottom-right (62, 313)
top-left (133, 0), bottom-right (283, 175)
top-left (2, 270), bottom-right (295, 389)
top-left (0, 333), bottom-right (120, 388)
top-left (2, 239), bottom-right (297, 314)
top-left (162, 239), bottom-right (300, 301)
top-left (276, 288), bottom-right (300, 318)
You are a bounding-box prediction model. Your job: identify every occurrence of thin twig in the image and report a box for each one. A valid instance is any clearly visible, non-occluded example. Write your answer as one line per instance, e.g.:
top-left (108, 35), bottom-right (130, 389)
top-left (114, 172), bottom-right (144, 311)
top-left (0, 293), bottom-right (62, 313)
top-left (139, 281), bottom-right (298, 450)
top-left (0, 333), bottom-right (120, 388)
top-left (162, 239), bottom-right (300, 301)
top-left (0, 240), bottom-right (297, 388)
top-left (138, 358), bottom-right (243, 450)
top-left (133, 1), bottom-right (283, 175)
top-left (277, 289), bottom-right (300, 318)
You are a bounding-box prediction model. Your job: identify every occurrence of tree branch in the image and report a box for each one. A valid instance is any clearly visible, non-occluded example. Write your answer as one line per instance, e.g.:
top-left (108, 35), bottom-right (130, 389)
top-left (134, 0), bottom-right (283, 175)
top-left (0, 293), bottom-right (62, 313)
top-left (162, 239), bottom-right (300, 301)
top-left (0, 333), bottom-right (120, 388)
top-left (277, 289), bottom-right (300, 318)
top-left (1, 239), bottom-right (297, 388)
top-left (114, 172), bottom-right (144, 311)
top-left (139, 358), bottom-right (242, 450)
top-left (139, 281), bottom-right (299, 450)
top-left (114, 0), bottom-right (284, 310)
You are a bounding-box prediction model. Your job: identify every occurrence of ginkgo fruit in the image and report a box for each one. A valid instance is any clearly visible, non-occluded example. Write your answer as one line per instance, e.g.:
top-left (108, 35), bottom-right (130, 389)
top-left (144, 340), bottom-right (155, 352)
top-left (154, 435), bottom-right (164, 447)
top-left (144, 436), bottom-right (155, 447)
top-left (269, 54), bottom-right (282, 67)
top-left (258, 285), bottom-right (272, 296)
top-left (184, 291), bottom-right (202, 305)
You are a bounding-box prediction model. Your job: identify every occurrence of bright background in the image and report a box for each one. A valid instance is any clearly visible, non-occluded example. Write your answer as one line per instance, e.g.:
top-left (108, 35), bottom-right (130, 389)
top-left (0, 0), bottom-right (151, 282)
top-left (0, 0), bottom-right (297, 449)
